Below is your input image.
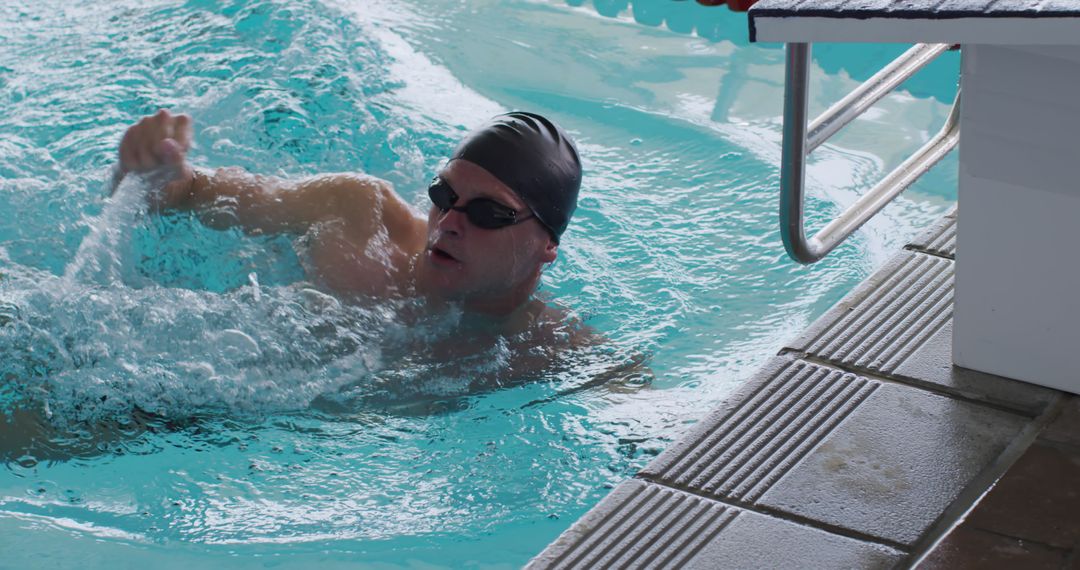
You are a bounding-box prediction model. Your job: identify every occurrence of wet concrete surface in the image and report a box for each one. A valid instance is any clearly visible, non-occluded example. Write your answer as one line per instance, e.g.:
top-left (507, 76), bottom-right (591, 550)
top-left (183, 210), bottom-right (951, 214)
top-left (919, 396), bottom-right (1080, 568)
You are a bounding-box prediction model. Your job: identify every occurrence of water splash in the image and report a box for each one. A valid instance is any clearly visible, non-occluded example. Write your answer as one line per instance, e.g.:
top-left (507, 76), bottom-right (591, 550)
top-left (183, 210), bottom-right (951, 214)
top-left (61, 171), bottom-right (152, 289)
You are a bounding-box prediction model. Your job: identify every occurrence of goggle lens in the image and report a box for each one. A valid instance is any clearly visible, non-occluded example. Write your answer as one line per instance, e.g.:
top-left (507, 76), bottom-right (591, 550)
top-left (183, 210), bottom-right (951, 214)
top-left (427, 177), bottom-right (531, 230)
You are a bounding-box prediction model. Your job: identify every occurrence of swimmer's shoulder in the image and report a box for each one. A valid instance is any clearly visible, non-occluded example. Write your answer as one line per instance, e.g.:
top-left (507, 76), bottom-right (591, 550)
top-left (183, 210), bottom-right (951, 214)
top-left (318, 173), bottom-right (426, 247)
top-left (526, 298), bottom-right (603, 349)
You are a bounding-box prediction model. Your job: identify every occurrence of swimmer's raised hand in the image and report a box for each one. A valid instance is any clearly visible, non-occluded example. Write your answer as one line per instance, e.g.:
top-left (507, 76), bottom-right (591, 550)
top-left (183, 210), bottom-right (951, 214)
top-left (115, 109), bottom-right (195, 207)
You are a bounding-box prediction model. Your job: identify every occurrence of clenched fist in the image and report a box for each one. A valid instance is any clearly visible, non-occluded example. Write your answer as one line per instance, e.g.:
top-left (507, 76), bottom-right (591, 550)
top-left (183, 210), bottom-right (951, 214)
top-left (115, 109), bottom-right (196, 208)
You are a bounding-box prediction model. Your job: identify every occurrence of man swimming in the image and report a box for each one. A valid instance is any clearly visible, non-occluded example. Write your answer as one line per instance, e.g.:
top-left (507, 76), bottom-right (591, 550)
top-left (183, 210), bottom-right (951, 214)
top-left (116, 109), bottom-right (582, 325)
top-left (0, 110), bottom-right (637, 446)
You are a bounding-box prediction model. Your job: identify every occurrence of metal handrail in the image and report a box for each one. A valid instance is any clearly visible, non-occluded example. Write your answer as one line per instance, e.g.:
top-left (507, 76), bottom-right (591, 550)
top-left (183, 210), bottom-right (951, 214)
top-left (779, 42), bottom-right (960, 264)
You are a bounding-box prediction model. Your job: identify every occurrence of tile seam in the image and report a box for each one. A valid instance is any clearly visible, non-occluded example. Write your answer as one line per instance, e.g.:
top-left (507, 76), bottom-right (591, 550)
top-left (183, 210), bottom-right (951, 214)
top-left (903, 243), bottom-right (955, 259)
top-left (904, 394), bottom-right (1067, 568)
top-left (965, 526), bottom-right (1075, 550)
top-left (638, 474), bottom-right (911, 552)
top-left (791, 352), bottom-right (1041, 418)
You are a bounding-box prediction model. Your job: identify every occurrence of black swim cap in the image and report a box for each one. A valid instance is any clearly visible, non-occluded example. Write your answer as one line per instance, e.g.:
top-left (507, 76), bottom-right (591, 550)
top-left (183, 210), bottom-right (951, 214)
top-left (449, 111), bottom-right (581, 242)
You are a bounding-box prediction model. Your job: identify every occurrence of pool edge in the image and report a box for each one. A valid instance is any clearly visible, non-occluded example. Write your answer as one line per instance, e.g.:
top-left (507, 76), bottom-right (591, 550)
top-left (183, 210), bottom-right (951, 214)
top-left (527, 206), bottom-right (1074, 568)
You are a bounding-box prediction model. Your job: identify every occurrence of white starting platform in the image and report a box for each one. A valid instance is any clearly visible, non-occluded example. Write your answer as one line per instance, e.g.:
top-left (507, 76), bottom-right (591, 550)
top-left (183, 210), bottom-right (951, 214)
top-left (754, 0), bottom-right (1080, 394)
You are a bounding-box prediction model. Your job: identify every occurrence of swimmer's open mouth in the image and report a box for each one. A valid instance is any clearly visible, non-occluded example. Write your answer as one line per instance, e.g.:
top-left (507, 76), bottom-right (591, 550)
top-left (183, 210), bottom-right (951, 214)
top-left (431, 246), bottom-right (459, 262)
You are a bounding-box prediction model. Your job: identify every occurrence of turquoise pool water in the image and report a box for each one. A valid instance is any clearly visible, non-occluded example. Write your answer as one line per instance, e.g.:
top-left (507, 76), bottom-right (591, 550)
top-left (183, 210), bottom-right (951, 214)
top-left (0, 0), bottom-right (959, 567)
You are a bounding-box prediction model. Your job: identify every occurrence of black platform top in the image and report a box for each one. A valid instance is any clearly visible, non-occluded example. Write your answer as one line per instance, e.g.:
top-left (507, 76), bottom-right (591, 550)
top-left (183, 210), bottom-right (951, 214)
top-left (752, 0), bottom-right (1080, 19)
top-left (749, 0), bottom-right (1080, 43)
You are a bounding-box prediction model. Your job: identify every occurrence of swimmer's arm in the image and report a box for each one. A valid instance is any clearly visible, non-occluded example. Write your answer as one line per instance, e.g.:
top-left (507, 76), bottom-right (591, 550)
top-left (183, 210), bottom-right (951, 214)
top-left (117, 110), bottom-right (423, 240)
top-left (175, 168), bottom-right (423, 239)
top-left (552, 311), bottom-right (656, 392)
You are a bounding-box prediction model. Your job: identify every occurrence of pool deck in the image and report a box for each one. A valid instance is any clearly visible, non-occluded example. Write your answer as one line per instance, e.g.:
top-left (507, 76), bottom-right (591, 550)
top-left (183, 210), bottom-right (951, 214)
top-left (528, 207), bottom-right (1080, 568)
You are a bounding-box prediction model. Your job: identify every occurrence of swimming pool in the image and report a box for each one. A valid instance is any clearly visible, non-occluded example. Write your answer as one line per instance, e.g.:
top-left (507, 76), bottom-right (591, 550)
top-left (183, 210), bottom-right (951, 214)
top-left (0, 0), bottom-right (959, 566)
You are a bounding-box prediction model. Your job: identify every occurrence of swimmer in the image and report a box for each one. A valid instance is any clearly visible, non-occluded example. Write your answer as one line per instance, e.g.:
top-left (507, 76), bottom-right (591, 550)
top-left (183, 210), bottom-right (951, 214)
top-left (115, 109), bottom-right (582, 331)
top-left (0, 115), bottom-right (641, 459)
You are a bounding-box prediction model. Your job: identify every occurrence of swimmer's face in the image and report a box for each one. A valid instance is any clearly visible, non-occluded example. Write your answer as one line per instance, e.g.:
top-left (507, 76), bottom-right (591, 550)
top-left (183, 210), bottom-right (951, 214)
top-left (419, 159), bottom-right (557, 304)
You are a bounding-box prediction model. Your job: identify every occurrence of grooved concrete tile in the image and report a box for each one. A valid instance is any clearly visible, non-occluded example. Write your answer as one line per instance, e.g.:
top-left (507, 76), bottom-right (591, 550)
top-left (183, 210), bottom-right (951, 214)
top-left (641, 354), bottom-right (1029, 546)
top-left (641, 356), bottom-right (878, 503)
top-left (799, 252), bottom-right (954, 374)
top-left (907, 208), bottom-right (956, 259)
top-left (788, 250), bottom-right (1055, 415)
top-left (527, 479), bottom-right (903, 570)
top-left (756, 381), bottom-right (1028, 546)
top-left (526, 479), bottom-right (739, 570)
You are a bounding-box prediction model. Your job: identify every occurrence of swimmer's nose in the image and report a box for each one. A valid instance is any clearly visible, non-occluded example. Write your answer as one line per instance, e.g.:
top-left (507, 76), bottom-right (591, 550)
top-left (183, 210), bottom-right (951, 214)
top-left (436, 205), bottom-right (466, 236)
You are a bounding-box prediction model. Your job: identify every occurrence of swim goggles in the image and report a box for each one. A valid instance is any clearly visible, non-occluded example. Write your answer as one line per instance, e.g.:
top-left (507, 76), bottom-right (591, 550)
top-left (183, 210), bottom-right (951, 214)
top-left (427, 176), bottom-right (534, 230)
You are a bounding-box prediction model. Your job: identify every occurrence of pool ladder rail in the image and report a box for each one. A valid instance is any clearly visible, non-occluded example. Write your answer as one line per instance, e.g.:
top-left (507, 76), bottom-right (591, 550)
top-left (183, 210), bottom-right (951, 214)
top-left (780, 42), bottom-right (960, 264)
